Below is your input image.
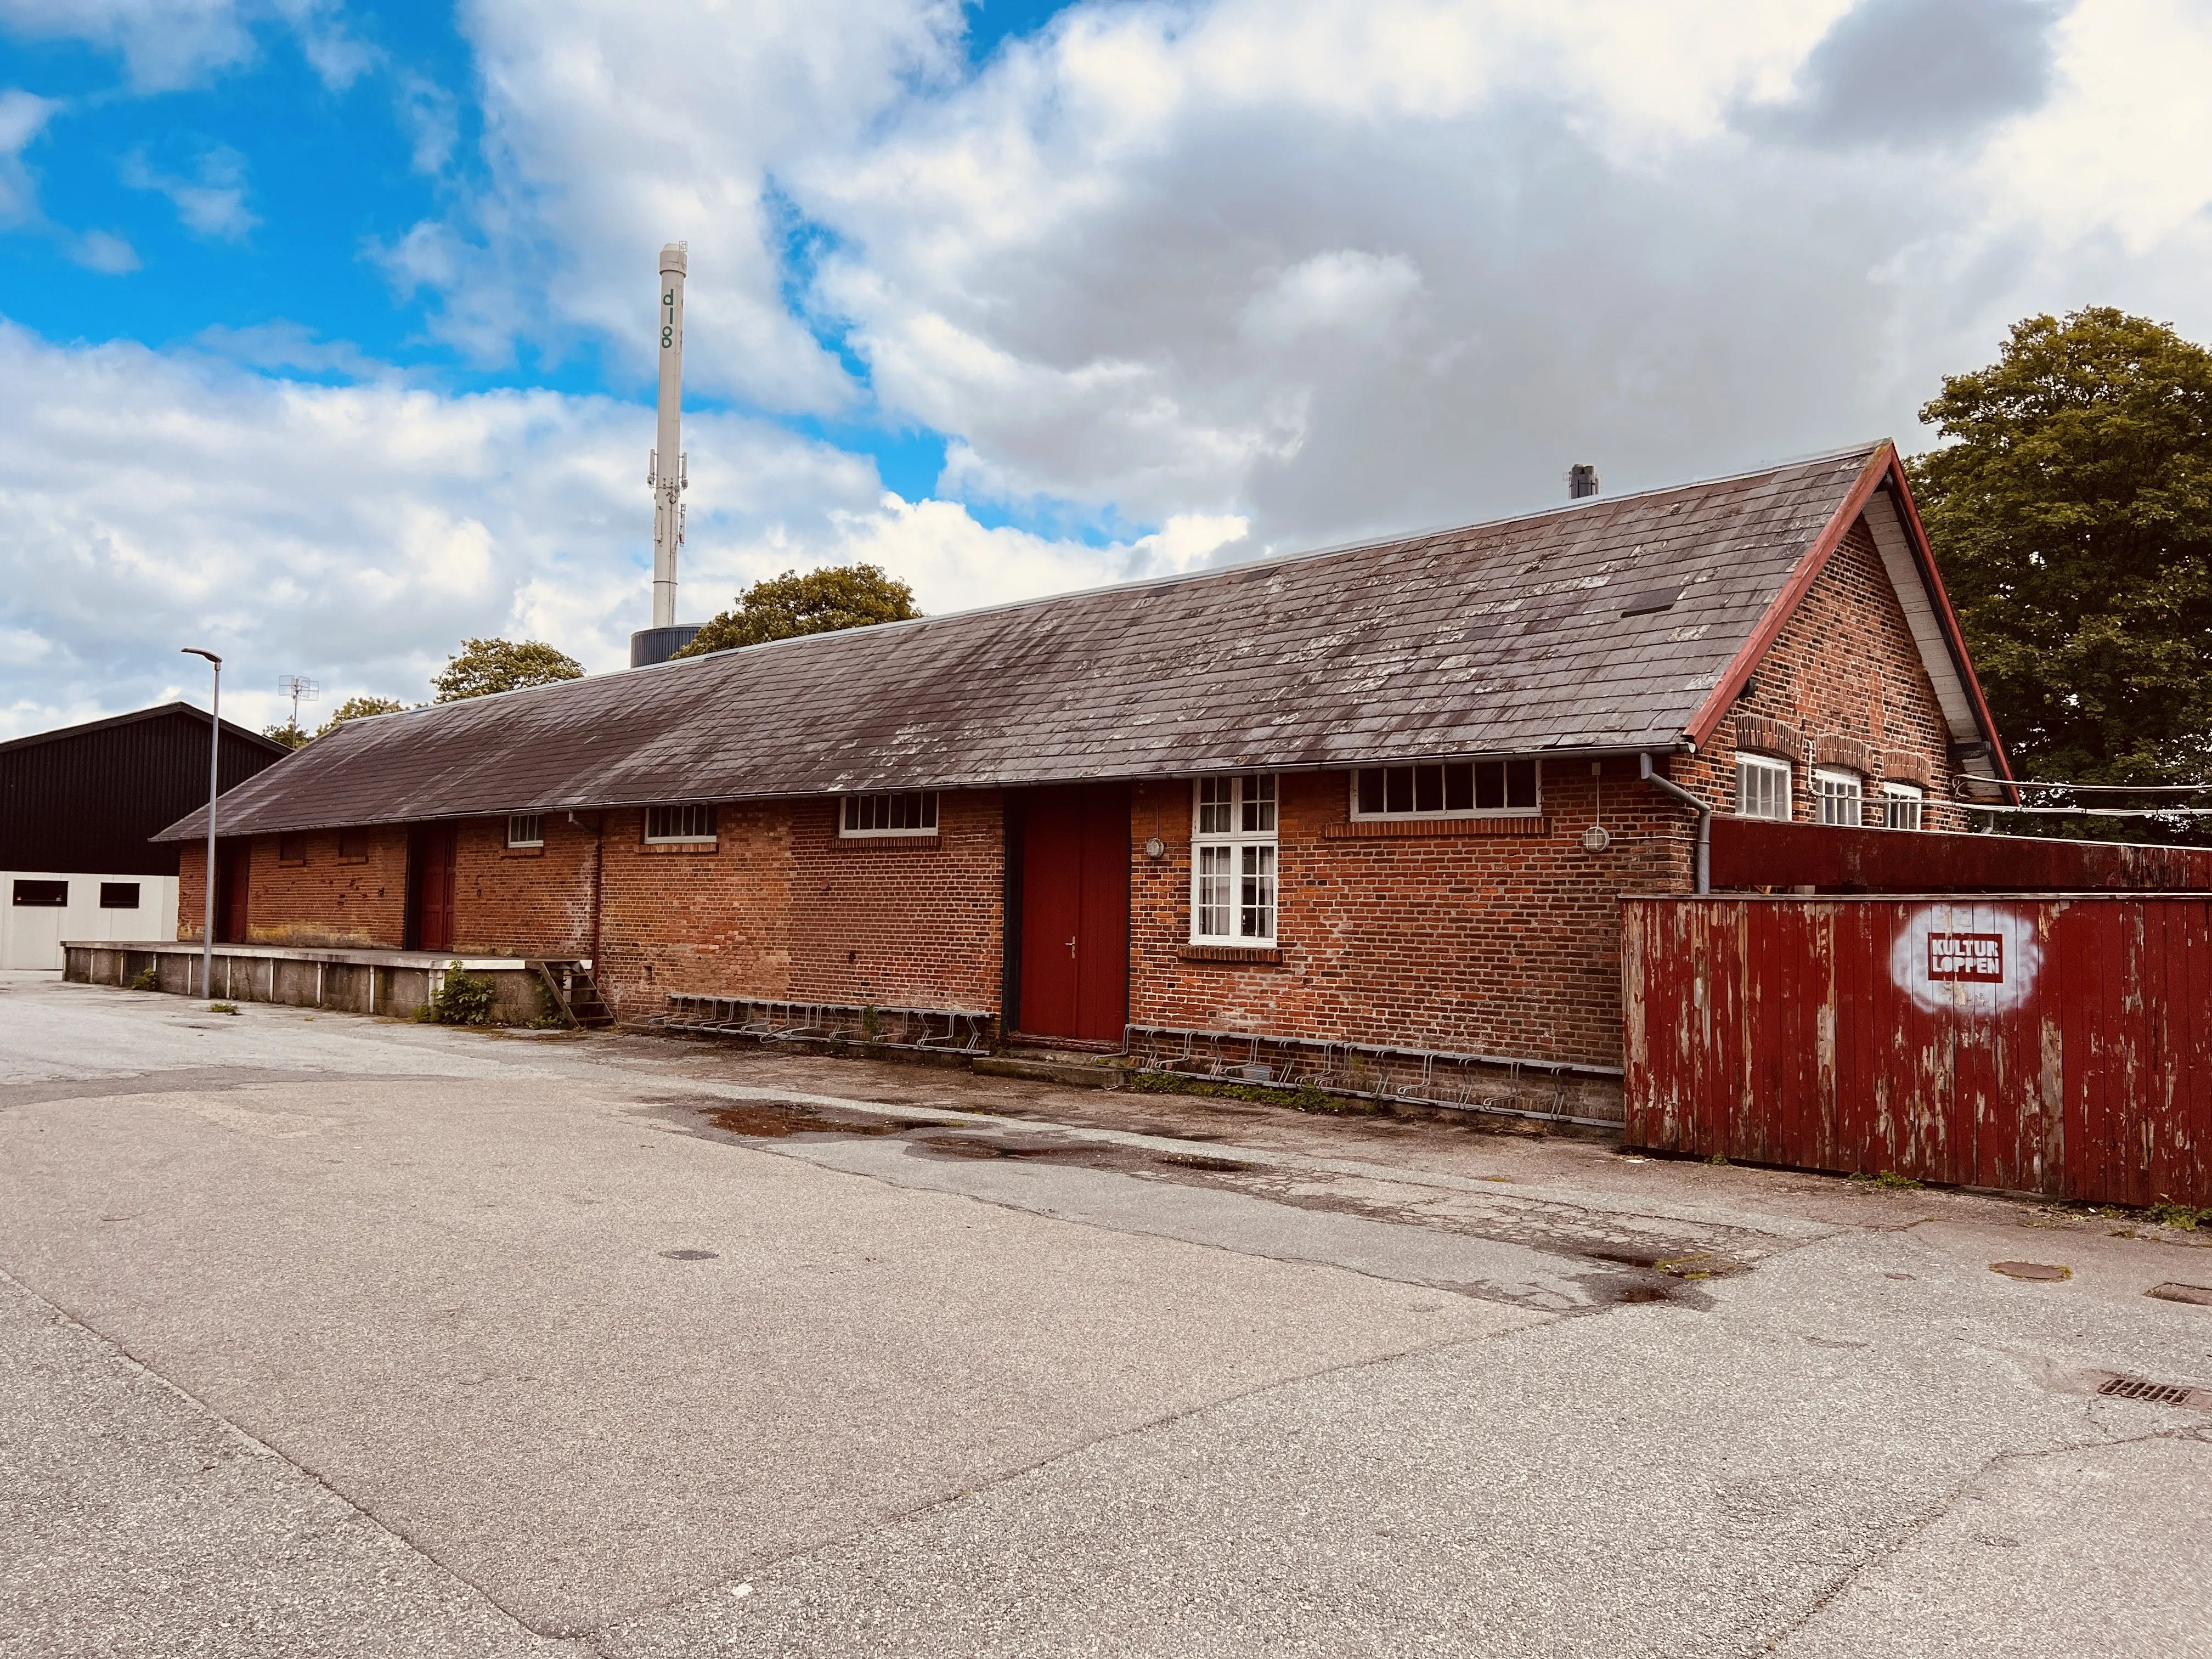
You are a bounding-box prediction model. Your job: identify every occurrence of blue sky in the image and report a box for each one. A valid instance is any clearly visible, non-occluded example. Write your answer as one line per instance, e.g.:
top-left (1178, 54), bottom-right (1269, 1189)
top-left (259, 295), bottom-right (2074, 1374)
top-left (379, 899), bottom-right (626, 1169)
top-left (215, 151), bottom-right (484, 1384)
top-left (2, 0), bottom-right (2209, 737)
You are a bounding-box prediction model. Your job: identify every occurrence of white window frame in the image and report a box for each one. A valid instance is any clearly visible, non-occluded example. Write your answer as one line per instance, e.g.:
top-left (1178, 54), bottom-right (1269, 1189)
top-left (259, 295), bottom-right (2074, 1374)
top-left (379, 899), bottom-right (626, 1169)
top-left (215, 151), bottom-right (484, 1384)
top-left (1191, 775), bottom-right (1278, 946)
top-left (1737, 754), bottom-right (1792, 820)
top-left (506, 812), bottom-right (545, 848)
top-left (1814, 768), bottom-right (1864, 827)
top-left (1881, 781), bottom-right (1924, 831)
top-left (644, 802), bottom-right (718, 844)
top-left (840, 791), bottom-right (939, 838)
top-left (1349, 758), bottom-right (1541, 821)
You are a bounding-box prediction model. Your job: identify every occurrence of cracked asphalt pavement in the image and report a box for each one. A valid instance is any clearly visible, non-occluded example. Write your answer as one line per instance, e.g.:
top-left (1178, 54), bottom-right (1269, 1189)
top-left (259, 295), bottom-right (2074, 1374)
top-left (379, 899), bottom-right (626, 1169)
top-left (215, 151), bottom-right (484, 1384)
top-left (3, 973), bottom-right (2208, 1656)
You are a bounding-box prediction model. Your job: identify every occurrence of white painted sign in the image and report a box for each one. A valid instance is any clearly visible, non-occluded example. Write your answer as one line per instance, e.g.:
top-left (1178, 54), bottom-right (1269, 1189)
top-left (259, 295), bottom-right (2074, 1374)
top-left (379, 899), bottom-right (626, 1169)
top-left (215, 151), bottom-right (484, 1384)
top-left (1890, 904), bottom-right (2041, 1015)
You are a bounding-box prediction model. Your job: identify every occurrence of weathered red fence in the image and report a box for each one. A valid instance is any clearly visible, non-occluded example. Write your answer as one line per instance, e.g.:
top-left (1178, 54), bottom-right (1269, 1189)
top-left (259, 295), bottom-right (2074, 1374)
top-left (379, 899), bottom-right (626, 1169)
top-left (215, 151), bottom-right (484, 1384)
top-left (1711, 818), bottom-right (2212, 894)
top-left (1622, 896), bottom-right (2211, 1207)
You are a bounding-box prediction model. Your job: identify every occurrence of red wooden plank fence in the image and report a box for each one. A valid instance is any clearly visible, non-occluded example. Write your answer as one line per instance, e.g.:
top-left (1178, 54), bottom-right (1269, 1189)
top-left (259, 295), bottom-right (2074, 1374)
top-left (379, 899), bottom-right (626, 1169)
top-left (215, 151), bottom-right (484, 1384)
top-left (1621, 896), bottom-right (2212, 1207)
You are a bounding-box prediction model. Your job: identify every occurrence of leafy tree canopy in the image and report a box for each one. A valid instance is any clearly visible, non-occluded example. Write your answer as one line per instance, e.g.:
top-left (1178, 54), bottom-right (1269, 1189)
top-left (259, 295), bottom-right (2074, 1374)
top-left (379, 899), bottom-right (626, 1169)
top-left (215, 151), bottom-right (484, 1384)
top-left (1909, 307), bottom-right (2212, 841)
top-left (432, 638), bottom-right (584, 702)
top-left (316, 695), bottom-right (407, 736)
top-left (263, 721), bottom-right (310, 750)
top-left (673, 563), bottom-right (921, 658)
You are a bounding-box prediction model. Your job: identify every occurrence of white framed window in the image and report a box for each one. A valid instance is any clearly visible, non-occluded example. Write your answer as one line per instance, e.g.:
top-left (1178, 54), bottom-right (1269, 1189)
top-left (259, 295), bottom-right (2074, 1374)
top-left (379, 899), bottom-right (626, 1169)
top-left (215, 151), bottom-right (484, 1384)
top-left (1815, 768), bottom-right (1864, 827)
top-left (507, 812), bottom-right (545, 848)
top-left (1737, 755), bottom-right (1792, 820)
top-left (1352, 759), bottom-right (1538, 819)
top-left (1881, 781), bottom-right (1924, 831)
top-left (645, 803), bottom-right (717, 843)
top-left (841, 791), bottom-right (939, 837)
top-left (1192, 775), bottom-right (1277, 945)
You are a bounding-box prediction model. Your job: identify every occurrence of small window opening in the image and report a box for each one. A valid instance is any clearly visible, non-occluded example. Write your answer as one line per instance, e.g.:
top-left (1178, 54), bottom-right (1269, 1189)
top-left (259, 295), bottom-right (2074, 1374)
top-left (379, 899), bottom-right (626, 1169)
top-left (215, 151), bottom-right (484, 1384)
top-left (645, 803), bottom-right (718, 843)
top-left (1815, 768), bottom-right (1864, 827)
top-left (12, 879), bottom-right (66, 907)
top-left (1353, 759), bottom-right (1537, 819)
top-left (278, 833), bottom-right (307, 865)
top-left (1737, 755), bottom-right (1791, 820)
top-left (507, 813), bottom-right (545, 848)
top-left (99, 882), bottom-right (141, 909)
top-left (841, 792), bottom-right (939, 837)
top-left (1881, 781), bottom-right (1924, 831)
top-left (337, 828), bottom-right (370, 861)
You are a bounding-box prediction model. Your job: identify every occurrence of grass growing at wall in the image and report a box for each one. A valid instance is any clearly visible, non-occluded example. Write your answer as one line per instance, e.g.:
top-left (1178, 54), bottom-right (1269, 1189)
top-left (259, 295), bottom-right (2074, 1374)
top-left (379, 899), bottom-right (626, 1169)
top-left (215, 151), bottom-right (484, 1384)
top-left (430, 964), bottom-right (499, 1026)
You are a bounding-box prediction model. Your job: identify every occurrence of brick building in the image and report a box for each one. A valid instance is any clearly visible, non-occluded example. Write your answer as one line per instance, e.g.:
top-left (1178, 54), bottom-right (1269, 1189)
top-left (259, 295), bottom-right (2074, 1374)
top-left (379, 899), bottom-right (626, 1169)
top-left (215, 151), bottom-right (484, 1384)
top-left (153, 442), bottom-right (2011, 1101)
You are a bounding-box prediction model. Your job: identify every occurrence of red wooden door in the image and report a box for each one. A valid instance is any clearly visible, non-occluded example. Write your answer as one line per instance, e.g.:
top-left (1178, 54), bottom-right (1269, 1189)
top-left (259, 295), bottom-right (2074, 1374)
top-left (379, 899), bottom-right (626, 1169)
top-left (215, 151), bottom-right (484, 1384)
top-left (408, 825), bottom-right (458, 952)
top-left (216, 843), bottom-right (251, 943)
top-left (1016, 785), bottom-right (1129, 1044)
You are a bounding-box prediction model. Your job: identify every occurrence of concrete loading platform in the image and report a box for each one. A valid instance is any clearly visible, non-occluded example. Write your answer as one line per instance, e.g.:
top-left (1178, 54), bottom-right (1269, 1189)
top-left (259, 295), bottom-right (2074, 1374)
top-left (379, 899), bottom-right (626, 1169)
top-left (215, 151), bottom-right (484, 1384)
top-left (62, 940), bottom-right (590, 1026)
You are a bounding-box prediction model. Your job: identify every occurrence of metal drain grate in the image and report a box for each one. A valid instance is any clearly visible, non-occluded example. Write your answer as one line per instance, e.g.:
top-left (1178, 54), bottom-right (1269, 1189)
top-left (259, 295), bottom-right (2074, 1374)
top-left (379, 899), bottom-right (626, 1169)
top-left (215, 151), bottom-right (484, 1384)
top-left (2098, 1375), bottom-right (2198, 1406)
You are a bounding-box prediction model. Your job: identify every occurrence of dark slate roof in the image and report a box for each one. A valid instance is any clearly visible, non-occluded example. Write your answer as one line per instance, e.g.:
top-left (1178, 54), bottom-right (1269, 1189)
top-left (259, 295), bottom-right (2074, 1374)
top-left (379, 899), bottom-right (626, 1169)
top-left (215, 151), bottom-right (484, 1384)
top-left (158, 444), bottom-right (1885, 840)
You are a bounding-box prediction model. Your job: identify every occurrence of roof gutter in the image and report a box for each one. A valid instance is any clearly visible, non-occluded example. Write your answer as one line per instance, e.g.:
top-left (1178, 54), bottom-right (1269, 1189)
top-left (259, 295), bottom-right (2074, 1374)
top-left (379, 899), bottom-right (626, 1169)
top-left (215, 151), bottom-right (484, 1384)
top-left (1641, 752), bottom-right (1711, 895)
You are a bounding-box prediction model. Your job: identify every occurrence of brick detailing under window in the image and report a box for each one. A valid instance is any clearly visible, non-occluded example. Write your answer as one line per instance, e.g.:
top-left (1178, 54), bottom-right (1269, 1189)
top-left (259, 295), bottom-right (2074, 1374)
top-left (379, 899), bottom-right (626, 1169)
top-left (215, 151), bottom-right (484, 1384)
top-left (1353, 759), bottom-right (1539, 818)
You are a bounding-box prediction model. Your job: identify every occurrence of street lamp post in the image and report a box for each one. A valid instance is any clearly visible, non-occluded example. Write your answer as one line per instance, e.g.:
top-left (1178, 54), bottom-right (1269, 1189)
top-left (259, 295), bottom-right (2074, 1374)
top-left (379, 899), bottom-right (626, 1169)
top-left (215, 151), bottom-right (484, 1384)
top-left (182, 648), bottom-right (222, 1000)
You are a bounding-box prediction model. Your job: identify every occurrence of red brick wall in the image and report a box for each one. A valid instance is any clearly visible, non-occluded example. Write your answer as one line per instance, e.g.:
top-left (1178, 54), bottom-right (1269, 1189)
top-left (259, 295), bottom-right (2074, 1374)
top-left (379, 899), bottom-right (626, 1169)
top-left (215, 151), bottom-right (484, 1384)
top-left (453, 814), bottom-right (596, 957)
top-left (589, 791), bottom-right (1005, 1022)
top-left (1129, 765), bottom-right (1684, 1069)
top-left (1678, 520), bottom-right (1965, 831)
top-left (177, 828), bottom-right (408, 947)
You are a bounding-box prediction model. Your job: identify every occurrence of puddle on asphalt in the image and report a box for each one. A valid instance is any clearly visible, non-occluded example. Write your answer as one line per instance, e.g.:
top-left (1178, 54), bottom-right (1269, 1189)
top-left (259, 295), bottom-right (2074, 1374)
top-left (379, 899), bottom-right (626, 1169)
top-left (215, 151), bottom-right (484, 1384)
top-left (701, 1101), bottom-right (946, 1138)
top-left (657, 1094), bottom-right (1752, 1311)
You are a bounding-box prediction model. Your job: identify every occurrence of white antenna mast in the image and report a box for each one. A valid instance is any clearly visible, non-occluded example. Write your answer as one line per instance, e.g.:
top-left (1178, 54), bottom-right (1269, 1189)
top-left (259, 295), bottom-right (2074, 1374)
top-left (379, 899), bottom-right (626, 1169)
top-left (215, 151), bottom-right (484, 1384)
top-left (648, 242), bottom-right (688, 631)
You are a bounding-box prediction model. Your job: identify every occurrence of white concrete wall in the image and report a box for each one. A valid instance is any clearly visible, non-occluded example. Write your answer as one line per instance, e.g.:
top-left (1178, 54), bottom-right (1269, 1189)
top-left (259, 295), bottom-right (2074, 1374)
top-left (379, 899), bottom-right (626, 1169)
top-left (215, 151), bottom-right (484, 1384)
top-left (3, 872), bottom-right (179, 970)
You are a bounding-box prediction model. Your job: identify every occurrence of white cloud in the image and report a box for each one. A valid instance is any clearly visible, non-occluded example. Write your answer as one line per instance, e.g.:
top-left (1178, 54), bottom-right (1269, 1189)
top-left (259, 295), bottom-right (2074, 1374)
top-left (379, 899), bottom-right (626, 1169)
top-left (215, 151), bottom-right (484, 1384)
top-left (67, 228), bottom-right (140, 272)
top-left (0, 0), bottom-right (368, 93)
top-left (0, 324), bottom-right (1198, 739)
top-left (0, 87), bottom-right (59, 224)
top-left (123, 143), bottom-right (258, 240)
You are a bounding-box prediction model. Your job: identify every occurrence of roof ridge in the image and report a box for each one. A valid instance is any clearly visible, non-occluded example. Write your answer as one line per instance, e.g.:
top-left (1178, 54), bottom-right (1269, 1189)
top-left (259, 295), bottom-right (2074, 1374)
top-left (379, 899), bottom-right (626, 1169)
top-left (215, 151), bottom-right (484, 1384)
top-left (617, 438), bottom-right (1888, 681)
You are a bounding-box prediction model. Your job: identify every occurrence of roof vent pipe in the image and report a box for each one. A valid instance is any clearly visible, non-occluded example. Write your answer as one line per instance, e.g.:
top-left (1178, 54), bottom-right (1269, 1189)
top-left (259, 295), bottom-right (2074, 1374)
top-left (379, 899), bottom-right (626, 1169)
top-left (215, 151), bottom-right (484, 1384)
top-left (1640, 752), bottom-right (1710, 895)
top-left (1568, 463), bottom-right (1600, 500)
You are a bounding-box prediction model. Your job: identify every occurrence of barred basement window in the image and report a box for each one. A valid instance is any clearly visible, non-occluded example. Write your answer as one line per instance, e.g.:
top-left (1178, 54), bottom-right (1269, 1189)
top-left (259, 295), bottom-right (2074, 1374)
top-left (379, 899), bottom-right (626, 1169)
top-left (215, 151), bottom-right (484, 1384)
top-left (507, 813), bottom-right (545, 848)
top-left (1881, 781), bottom-right (1924, 831)
top-left (1815, 768), bottom-right (1864, 827)
top-left (645, 803), bottom-right (718, 843)
top-left (1737, 755), bottom-right (1791, 820)
top-left (1352, 759), bottom-right (1538, 819)
top-left (1192, 775), bottom-right (1276, 945)
top-left (841, 792), bottom-right (939, 837)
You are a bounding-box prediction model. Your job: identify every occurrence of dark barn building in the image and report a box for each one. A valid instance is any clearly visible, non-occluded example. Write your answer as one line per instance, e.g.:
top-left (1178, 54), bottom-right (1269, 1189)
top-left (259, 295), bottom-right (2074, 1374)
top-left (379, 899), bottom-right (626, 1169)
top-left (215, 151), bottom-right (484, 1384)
top-left (142, 443), bottom-right (2023, 1119)
top-left (2, 703), bottom-right (290, 969)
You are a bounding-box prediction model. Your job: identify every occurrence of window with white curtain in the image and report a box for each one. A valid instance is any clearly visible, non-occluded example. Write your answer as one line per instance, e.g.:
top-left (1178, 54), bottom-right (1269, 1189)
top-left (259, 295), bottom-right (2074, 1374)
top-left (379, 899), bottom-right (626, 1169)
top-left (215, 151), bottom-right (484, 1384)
top-left (1737, 755), bottom-right (1792, 820)
top-left (1881, 781), bottom-right (1924, 831)
top-left (1814, 768), bottom-right (1864, 826)
top-left (1192, 775), bottom-right (1277, 945)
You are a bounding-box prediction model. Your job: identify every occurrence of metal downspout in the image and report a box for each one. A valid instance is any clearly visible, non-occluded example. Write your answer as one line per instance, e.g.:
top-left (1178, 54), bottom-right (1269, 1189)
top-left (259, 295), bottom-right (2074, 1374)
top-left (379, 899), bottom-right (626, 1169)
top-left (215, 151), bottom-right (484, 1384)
top-left (1641, 752), bottom-right (1711, 895)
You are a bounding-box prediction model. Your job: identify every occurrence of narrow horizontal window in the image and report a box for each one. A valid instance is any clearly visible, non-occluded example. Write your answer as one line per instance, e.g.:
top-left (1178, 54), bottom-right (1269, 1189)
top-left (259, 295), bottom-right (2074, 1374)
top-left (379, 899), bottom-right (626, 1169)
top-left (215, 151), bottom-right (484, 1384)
top-left (1815, 768), bottom-right (1864, 827)
top-left (1737, 755), bottom-right (1791, 820)
top-left (99, 882), bottom-right (141, 910)
top-left (278, 833), bottom-right (307, 865)
top-left (1881, 781), bottom-right (1924, 832)
top-left (507, 812), bottom-right (545, 848)
top-left (1192, 776), bottom-right (1277, 945)
top-left (1351, 759), bottom-right (1539, 820)
top-left (12, 879), bottom-right (66, 907)
top-left (841, 792), bottom-right (938, 837)
top-left (645, 803), bottom-right (718, 843)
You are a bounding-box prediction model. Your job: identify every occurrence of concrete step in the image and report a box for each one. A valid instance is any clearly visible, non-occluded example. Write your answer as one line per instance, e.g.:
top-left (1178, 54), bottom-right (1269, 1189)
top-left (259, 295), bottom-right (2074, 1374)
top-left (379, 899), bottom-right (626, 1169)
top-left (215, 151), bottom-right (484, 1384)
top-left (973, 1055), bottom-right (1128, 1090)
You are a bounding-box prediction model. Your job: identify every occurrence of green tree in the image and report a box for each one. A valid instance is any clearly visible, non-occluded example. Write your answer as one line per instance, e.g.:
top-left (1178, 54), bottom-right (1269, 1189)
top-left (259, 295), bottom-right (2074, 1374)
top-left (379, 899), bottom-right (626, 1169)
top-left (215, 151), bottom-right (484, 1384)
top-left (315, 695), bottom-right (407, 736)
top-left (263, 721), bottom-right (310, 750)
top-left (673, 563), bottom-right (921, 658)
top-left (432, 638), bottom-right (584, 702)
top-left (1909, 308), bottom-right (2212, 842)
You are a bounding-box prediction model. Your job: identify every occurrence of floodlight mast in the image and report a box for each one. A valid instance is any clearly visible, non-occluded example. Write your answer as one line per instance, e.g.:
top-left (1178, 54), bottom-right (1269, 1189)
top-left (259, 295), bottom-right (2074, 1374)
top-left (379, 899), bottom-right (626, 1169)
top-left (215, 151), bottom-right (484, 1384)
top-left (182, 648), bottom-right (222, 1000)
top-left (648, 243), bottom-right (688, 630)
